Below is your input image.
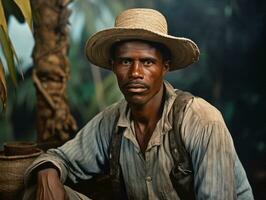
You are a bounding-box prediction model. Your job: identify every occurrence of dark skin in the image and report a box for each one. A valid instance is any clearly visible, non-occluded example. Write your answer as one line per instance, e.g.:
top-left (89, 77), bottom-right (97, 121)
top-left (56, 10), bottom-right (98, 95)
top-left (36, 168), bottom-right (68, 200)
top-left (112, 41), bottom-right (170, 154)
top-left (35, 40), bottom-right (170, 199)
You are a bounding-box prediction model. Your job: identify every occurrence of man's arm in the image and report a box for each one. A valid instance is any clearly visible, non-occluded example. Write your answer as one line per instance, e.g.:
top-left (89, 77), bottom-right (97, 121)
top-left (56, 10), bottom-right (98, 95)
top-left (181, 97), bottom-right (253, 199)
top-left (36, 167), bottom-right (68, 200)
top-left (190, 121), bottom-right (236, 199)
top-left (23, 160), bottom-right (68, 200)
top-left (24, 153), bottom-right (69, 187)
top-left (24, 103), bottom-right (119, 189)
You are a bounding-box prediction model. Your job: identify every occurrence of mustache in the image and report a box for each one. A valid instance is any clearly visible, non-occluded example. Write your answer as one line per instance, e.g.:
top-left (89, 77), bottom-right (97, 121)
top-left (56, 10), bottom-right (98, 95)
top-left (124, 80), bottom-right (149, 88)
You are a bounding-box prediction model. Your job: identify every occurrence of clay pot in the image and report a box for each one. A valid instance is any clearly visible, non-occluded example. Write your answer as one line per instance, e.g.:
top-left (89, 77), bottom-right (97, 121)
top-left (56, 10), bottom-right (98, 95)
top-left (0, 142), bottom-right (42, 200)
top-left (4, 141), bottom-right (38, 156)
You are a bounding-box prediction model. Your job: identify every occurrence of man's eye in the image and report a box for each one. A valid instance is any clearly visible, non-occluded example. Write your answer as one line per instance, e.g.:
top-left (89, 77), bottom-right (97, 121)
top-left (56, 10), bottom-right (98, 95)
top-left (121, 60), bottom-right (132, 65)
top-left (143, 60), bottom-right (153, 66)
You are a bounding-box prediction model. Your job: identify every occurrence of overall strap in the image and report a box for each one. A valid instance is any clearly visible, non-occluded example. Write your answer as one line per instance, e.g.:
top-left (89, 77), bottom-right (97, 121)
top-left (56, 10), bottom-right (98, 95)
top-left (109, 112), bottom-right (127, 199)
top-left (169, 89), bottom-right (196, 199)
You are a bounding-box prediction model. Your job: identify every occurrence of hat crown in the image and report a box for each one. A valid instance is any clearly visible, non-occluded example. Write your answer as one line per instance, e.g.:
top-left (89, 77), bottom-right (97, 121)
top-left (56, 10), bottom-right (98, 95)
top-left (115, 8), bottom-right (168, 34)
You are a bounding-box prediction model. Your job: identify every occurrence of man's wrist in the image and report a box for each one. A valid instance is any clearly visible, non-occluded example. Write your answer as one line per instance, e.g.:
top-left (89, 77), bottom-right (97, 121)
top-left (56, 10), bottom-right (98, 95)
top-left (34, 162), bottom-right (61, 177)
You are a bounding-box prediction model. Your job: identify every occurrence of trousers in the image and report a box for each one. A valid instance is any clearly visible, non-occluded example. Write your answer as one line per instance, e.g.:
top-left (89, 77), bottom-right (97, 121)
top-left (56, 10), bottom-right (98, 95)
top-left (23, 185), bottom-right (92, 200)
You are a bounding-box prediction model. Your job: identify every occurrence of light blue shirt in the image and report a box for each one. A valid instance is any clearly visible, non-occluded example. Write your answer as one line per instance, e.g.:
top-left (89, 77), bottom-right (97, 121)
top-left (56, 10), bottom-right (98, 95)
top-left (25, 82), bottom-right (254, 199)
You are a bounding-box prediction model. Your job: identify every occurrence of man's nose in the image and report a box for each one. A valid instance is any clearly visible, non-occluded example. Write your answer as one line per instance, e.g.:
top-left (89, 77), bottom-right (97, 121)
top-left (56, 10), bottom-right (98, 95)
top-left (129, 61), bottom-right (144, 79)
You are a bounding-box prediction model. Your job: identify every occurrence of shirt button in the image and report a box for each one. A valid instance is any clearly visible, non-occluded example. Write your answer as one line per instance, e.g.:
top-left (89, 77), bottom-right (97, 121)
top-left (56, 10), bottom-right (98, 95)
top-left (145, 176), bottom-right (152, 182)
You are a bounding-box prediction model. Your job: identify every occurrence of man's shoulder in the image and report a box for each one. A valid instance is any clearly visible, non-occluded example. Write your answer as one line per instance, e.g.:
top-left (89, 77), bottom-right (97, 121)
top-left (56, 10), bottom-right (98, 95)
top-left (180, 95), bottom-right (230, 154)
top-left (102, 101), bottom-right (121, 113)
top-left (82, 100), bottom-right (125, 136)
top-left (96, 99), bottom-right (125, 120)
top-left (184, 96), bottom-right (225, 125)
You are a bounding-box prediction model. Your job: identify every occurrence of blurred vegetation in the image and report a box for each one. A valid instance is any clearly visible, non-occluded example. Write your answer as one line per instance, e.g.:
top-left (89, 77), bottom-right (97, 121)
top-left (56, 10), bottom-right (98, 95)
top-left (0, 0), bottom-right (32, 110)
top-left (0, 0), bottom-right (265, 198)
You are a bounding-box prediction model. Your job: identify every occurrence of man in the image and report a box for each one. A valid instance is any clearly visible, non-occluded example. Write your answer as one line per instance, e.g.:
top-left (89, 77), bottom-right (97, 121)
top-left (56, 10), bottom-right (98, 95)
top-left (23, 8), bottom-right (253, 200)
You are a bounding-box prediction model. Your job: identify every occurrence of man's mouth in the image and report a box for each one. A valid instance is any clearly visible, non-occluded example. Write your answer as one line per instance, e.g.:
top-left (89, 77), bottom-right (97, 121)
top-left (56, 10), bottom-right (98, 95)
top-left (124, 82), bottom-right (148, 93)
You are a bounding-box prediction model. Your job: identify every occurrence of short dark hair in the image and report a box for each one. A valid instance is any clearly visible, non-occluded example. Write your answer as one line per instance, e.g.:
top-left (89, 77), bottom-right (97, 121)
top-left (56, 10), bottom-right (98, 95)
top-left (110, 39), bottom-right (172, 61)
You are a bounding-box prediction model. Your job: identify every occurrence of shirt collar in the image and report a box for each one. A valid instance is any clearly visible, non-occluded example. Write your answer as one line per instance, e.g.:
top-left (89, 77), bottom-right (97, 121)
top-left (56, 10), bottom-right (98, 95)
top-left (117, 81), bottom-right (177, 133)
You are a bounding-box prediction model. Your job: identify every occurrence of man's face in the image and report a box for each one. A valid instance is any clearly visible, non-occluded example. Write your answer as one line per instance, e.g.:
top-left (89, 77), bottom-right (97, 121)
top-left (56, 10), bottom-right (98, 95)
top-left (112, 41), bottom-right (169, 106)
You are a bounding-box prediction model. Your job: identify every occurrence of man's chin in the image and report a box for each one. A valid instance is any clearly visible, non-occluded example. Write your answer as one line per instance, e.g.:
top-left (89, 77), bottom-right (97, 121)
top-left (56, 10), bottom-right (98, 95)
top-left (124, 94), bottom-right (146, 106)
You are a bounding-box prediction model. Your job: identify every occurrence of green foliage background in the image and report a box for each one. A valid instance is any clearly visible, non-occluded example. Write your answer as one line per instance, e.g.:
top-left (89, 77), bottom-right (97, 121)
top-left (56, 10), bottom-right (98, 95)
top-left (0, 0), bottom-right (265, 198)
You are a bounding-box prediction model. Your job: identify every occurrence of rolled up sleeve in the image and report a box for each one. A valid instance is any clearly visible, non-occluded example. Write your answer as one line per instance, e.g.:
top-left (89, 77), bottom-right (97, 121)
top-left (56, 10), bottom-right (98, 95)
top-left (24, 152), bottom-right (69, 186)
top-left (24, 103), bottom-right (119, 186)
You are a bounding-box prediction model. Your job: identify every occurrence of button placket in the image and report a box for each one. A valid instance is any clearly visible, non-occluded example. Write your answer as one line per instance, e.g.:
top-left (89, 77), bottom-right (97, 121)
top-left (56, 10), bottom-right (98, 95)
top-left (145, 175), bottom-right (156, 200)
top-left (144, 149), bottom-right (157, 199)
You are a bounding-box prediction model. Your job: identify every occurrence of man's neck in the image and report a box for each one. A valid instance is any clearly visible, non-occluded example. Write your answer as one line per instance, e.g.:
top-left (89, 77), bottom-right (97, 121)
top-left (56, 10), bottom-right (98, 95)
top-left (130, 85), bottom-right (165, 125)
top-left (129, 84), bottom-right (165, 154)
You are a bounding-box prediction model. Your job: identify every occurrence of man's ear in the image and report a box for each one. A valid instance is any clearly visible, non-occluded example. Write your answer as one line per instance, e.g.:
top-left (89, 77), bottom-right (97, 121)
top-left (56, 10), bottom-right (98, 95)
top-left (163, 60), bottom-right (171, 74)
top-left (109, 59), bottom-right (115, 71)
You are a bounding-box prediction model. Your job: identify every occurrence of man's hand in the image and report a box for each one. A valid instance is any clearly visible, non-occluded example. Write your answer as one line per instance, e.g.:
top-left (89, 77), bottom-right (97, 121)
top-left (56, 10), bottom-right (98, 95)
top-left (36, 168), bottom-right (68, 200)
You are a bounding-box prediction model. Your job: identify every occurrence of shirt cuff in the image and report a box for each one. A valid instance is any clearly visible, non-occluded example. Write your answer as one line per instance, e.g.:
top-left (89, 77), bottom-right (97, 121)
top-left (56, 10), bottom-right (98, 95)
top-left (24, 152), bottom-right (68, 186)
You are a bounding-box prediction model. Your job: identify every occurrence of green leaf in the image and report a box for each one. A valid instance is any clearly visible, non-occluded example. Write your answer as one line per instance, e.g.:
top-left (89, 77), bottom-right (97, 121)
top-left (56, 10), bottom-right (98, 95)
top-left (0, 58), bottom-right (7, 112)
top-left (2, 0), bottom-right (25, 23)
top-left (0, 0), bottom-right (8, 33)
top-left (14, 0), bottom-right (32, 30)
top-left (0, 25), bottom-right (17, 86)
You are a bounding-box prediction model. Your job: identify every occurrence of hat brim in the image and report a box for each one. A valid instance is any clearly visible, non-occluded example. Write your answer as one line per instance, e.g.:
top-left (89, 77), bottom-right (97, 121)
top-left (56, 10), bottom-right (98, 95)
top-left (85, 27), bottom-right (200, 71)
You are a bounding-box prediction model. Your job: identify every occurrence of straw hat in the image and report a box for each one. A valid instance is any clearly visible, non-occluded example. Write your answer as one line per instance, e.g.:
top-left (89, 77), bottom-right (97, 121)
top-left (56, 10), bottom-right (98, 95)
top-left (85, 8), bottom-right (200, 71)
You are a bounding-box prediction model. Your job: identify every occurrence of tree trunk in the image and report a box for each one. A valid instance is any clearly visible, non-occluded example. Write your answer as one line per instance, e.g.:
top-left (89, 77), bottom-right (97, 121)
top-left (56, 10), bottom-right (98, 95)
top-left (31, 0), bottom-right (77, 142)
